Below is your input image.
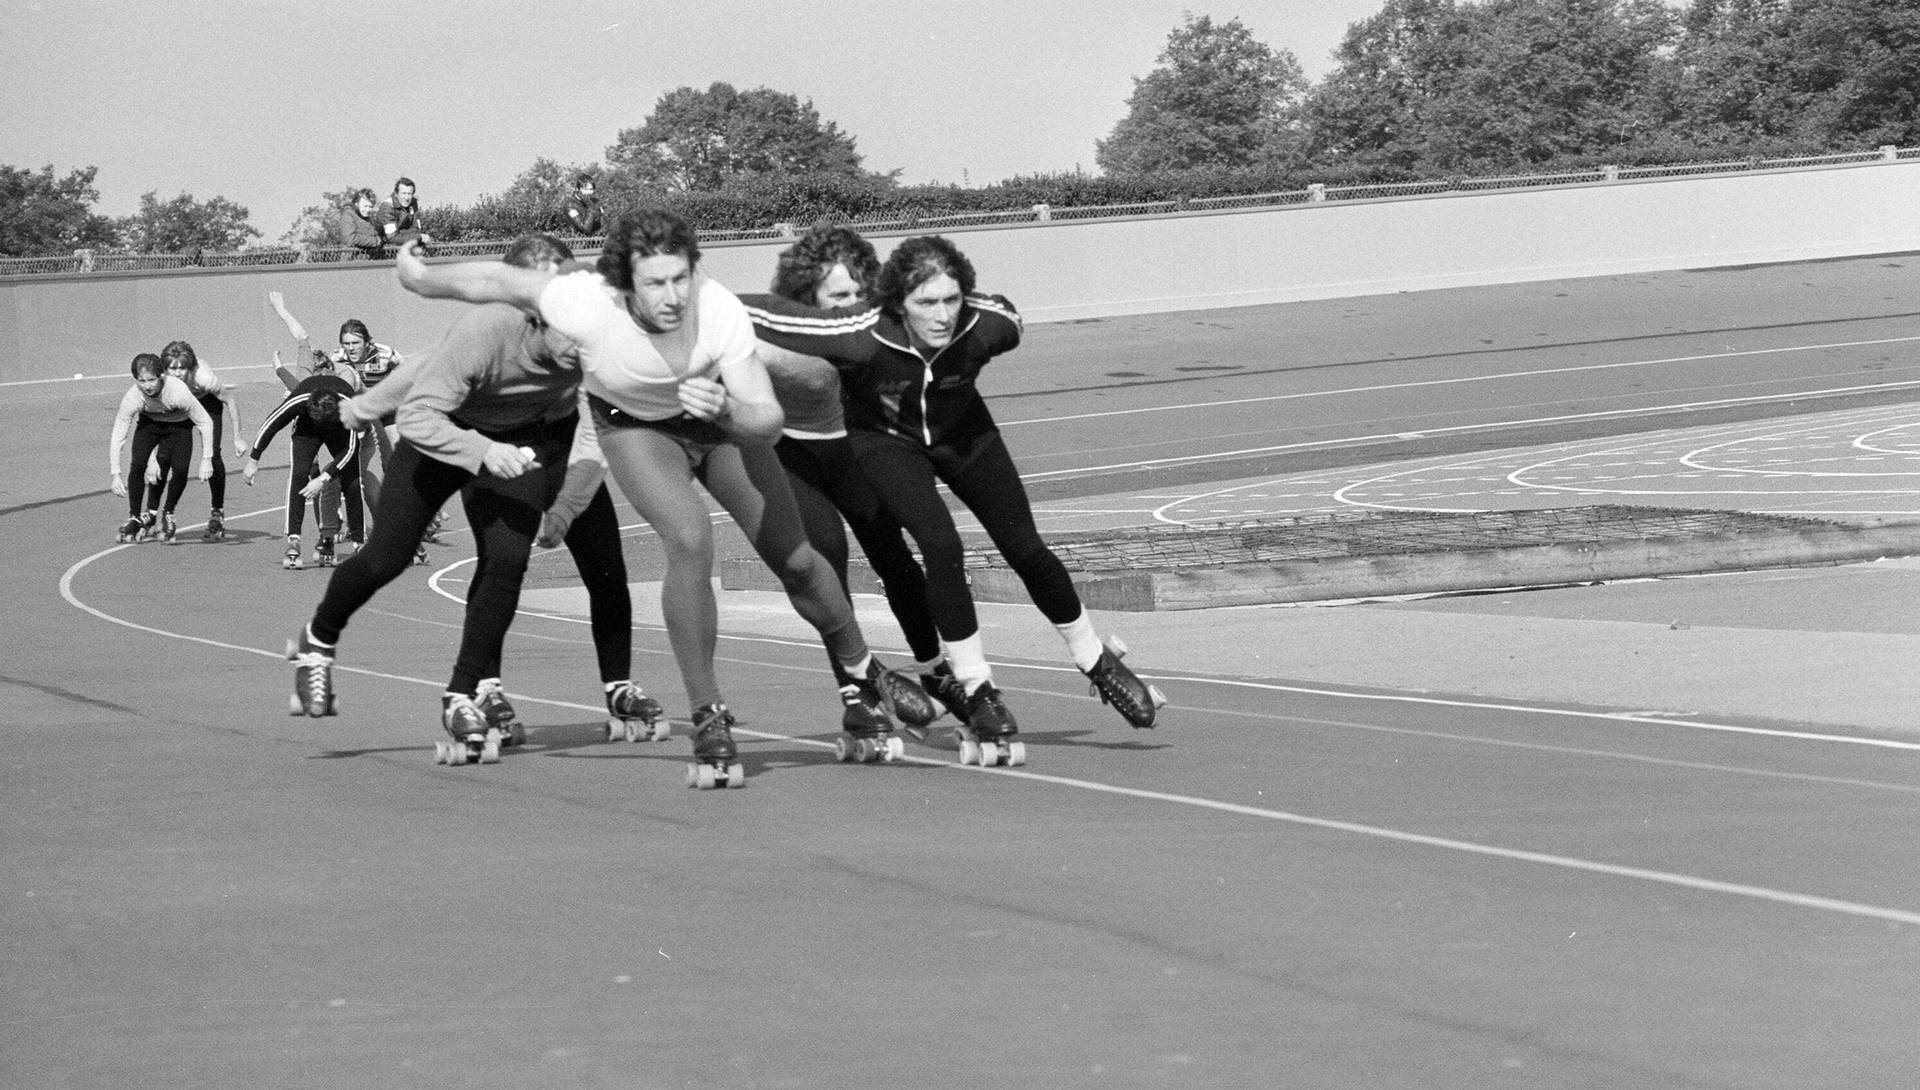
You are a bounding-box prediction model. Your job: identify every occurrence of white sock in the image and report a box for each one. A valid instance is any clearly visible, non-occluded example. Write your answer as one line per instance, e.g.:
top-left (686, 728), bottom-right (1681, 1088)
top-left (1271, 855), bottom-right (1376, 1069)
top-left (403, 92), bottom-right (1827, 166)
top-left (1055, 611), bottom-right (1103, 672)
top-left (840, 652), bottom-right (875, 680)
top-left (943, 633), bottom-right (992, 695)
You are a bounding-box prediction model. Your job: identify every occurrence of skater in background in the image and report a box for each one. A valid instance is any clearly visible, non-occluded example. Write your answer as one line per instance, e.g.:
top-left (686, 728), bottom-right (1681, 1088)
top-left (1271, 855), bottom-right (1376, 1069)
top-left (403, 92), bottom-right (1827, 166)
top-left (286, 233), bottom-right (669, 760)
top-left (743, 235), bottom-right (1167, 759)
top-left (108, 352), bottom-right (214, 543)
top-left (242, 371), bottom-right (363, 569)
top-left (152, 340), bottom-right (249, 540)
top-left (268, 292), bottom-right (411, 544)
top-left (393, 210), bottom-right (935, 784)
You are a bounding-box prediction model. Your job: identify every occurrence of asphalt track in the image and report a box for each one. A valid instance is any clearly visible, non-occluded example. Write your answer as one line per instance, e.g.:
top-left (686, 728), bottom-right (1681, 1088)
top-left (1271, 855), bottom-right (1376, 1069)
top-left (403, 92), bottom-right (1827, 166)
top-left (7, 256), bottom-right (1920, 1088)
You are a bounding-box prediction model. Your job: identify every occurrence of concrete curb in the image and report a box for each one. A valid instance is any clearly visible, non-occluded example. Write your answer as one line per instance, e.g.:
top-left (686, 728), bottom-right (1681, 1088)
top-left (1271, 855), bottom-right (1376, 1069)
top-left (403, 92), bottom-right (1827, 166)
top-left (721, 521), bottom-right (1920, 611)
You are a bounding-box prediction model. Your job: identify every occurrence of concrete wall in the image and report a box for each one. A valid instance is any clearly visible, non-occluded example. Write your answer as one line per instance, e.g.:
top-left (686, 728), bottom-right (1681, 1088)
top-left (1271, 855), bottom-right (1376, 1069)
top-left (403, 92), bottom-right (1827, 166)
top-left (8, 158), bottom-right (1920, 385)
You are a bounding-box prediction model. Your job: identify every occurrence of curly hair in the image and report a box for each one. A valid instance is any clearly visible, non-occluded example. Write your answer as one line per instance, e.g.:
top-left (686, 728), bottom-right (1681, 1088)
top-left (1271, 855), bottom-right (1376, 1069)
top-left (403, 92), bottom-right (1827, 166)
top-left (596, 207), bottom-right (701, 292)
top-left (873, 235), bottom-right (975, 315)
top-left (771, 222), bottom-right (880, 305)
top-left (159, 340), bottom-right (198, 372)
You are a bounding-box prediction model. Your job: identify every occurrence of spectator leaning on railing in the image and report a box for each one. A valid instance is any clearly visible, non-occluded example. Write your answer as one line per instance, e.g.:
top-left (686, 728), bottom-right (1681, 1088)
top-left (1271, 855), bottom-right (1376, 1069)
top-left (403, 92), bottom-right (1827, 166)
top-left (337, 189), bottom-right (385, 260)
top-left (377, 176), bottom-right (433, 254)
top-left (561, 174), bottom-right (604, 237)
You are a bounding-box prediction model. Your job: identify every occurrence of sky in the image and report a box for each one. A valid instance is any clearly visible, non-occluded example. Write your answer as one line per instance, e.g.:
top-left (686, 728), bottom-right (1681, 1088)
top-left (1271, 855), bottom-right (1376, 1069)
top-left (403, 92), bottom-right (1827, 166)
top-left (2, 0), bottom-right (1386, 244)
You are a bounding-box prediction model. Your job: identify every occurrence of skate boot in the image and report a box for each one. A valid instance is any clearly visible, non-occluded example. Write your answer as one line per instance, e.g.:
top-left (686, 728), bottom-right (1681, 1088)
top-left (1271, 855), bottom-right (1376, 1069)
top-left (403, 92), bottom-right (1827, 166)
top-left (866, 657), bottom-right (938, 739)
top-left (918, 662), bottom-right (971, 736)
top-left (475, 677), bottom-right (525, 747)
top-left (315, 533), bottom-right (336, 567)
top-left (685, 703), bottom-right (745, 789)
top-left (604, 682), bottom-right (668, 743)
top-left (116, 516), bottom-right (144, 543)
top-left (434, 692), bottom-right (503, 765)
top-left (202, 507), bottom-right (225, 541)
top-left (282, 534), bottom-right (302, 569)
top-left (835, 679), bottom-right (904, 764)
top-left (423, 511), bottom-right (447, 543)
top-left (285, 630), bottom-right (338, 718)
top-left (958, 682), bottom-right (1025, 767)
top-left (1083, 637), bottom-right (1167, 730)
top-left (137, 510), bottom-right (159, 542)
top-left (159, 511), bottom-right (178, 544)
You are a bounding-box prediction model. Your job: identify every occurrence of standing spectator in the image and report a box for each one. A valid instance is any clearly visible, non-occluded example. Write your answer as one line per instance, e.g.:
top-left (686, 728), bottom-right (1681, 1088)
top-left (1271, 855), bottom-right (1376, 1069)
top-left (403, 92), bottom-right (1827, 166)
top-left (337, 189), bottom-right (384, 260)
top-left (561, 175), bottom-right (604, 237)
top-left (376, 177), bottom-right (433, 253)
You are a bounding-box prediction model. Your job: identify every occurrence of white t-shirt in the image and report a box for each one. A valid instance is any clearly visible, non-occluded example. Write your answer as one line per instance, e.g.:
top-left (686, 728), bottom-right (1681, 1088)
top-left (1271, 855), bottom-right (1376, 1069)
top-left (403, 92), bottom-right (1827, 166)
top-left (538, 269), bottom-right (757, 421)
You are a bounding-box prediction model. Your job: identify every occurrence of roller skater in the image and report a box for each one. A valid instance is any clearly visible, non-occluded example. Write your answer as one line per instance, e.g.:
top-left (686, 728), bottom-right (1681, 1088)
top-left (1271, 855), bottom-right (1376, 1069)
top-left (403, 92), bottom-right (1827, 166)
top-left (315, 533), bottom-right (336, 567)
top-left (474, 677), bottom-right (525, 747)
top-left (1083, 637), bottom-right (1167, 729)
top-left (286, 628), bottom-right (337, 717)
top-left (605, 681), bottom-right (668, 743)
top-left (957, 682), bottom-right (1024, 767)
top-left (203, 507), bottom-right (226, 542)
top-left (433, 692), bottom-right (502, 765)
top-left (686, 703), bottom-right (745, 789)
top-left (283, 534), bottom-right (302, 569)
top-left (106, 353), bottom-right (213, 549)
top-left (745, 235), bottom-right (1175, 747)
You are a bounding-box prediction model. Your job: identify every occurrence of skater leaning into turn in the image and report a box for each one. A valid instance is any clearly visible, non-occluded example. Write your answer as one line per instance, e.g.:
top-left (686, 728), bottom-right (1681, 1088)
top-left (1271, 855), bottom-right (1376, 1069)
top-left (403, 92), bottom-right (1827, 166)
top-left (538, 222), bottom-right (947, 754)
top-left (742, 235), bottom-right (1167, 762)
top-left (394, 210), bottom-right (935, 786)
top-left (108, 353), bottom-right (214, 543)
top-left (267, 292), bottom-right (405, 525)
top-left (154, 340), bottom-right (250, 540)
top-left (242, 370), bottom-right (364, 568)
top-left (287, 233), bottom-right (669, 764)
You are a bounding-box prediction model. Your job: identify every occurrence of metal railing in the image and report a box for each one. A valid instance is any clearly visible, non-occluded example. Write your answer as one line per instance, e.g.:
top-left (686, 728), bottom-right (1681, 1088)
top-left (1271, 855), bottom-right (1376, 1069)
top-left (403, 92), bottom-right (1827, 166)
top-left (4, 144), bottom-right (1911, 279)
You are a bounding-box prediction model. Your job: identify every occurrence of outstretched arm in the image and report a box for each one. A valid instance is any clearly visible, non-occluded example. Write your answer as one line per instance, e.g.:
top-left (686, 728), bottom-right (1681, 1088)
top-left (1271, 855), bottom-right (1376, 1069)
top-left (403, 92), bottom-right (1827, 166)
top-left (267, 290), bottom-right (308, 343)
top-left (395, 240), bottom-right (551, 312)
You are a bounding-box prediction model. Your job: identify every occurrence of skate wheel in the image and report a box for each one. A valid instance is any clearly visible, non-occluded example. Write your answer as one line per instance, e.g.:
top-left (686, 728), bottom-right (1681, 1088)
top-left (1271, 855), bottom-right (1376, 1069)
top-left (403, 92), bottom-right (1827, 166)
top-left (834, 736), bottom-right (856, 762)
top-left (725, 763), bottom-right (746, 788)
top-left (1147, 684), bottom-right (1168, 709)
top-left (958, 739), bottom-right (983, 766)
top-left (432, 740), bottom-right (453, 765)
top-left (688, 763), bottom-right (718, 790)
top-left (480, 730), bottom-right (503, 764)
top-left (1004, 741), bottom-right (1027, 767)
top-left (604, 718), bottom-right (622, 742)
top-left (881, 736), bottom-right (904, 762)
top-left (646, 720), bottom-right (670, 742)
top-left (288, 693), bottom-right (305, 716)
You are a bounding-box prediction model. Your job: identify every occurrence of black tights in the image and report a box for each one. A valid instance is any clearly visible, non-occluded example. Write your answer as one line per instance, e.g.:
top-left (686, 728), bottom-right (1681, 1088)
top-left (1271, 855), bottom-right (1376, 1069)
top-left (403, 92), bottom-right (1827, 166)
top-left (308, 418), bottom-right (632, 695)
top-left (849, 430), bottom-right (1082, 642)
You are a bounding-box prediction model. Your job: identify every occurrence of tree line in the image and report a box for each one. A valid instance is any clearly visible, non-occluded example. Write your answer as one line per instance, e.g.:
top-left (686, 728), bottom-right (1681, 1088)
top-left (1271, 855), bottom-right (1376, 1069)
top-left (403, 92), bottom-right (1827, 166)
top-left (4, 0), bottom-right (1915, 259)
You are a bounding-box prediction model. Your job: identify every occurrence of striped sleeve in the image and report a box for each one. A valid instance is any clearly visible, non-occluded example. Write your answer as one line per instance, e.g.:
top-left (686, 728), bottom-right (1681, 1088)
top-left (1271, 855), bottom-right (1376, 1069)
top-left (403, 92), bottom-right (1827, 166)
top-left (738, 293), bottom-right (884, 365)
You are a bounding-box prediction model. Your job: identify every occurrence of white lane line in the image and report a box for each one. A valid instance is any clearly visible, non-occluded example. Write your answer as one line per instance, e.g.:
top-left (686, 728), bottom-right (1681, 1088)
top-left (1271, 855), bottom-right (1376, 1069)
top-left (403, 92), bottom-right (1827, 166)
top-left (61, 545), bottom-right (1920, 928)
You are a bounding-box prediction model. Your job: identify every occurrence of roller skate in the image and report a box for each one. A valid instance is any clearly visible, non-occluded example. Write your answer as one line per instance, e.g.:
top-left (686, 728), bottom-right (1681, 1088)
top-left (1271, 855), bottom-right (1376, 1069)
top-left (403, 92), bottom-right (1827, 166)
top-left (1083, 637), bottom-right (1167, 730)
top-left (136, 510), bottom-right (160, 542)
top-left (917, 662), bottom-right (971, 738)
top-left (434, 692), bottom-right (503, 765)
top-left (835, 678), bottom-right (904, 764)
top-left (202, 507), bottom-right (225, 541)
top-left (957, 682), bottom-right (1025, 767)
top-left (475, 677), bottom-right (525, 747)
top-left (282, 534), bottom-right (302, 569)
top-left (605, 682), bottom-right (668, 743)
top-left (685, 703), bottom-right (745, 789)
top-left (414, 539), bottom-right (430, 565)
top-left (116, 516), bottom-right (144, 543)
top-left (285, 629), bottom-right (337, 718)
top-left (866, 657), bottom-right (938, 740)
top-left (159, 511), bottom-right (178, 544)
top-left (423, 511), bottom-right (447, 543)
top-left (315, 533), bottom-right (337, 567)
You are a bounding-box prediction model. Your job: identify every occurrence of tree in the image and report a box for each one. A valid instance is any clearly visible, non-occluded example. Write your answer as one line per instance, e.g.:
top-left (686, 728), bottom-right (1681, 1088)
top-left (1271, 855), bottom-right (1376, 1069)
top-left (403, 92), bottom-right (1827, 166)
top-left (1096, 15), bottom-right (1309, 174)
top-left (115, 190), bottom-right (259, 253)
top-left (0, 163), bottom-right (117, 257)
top-left (605, 82), bottom-right (866, 193)
top-left (280, 188), bottom-right (360, 248)
top-left (1775, 0), bottom-right (1920, 146)
top-left (1303, 0), bottom-right (1677, 173)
